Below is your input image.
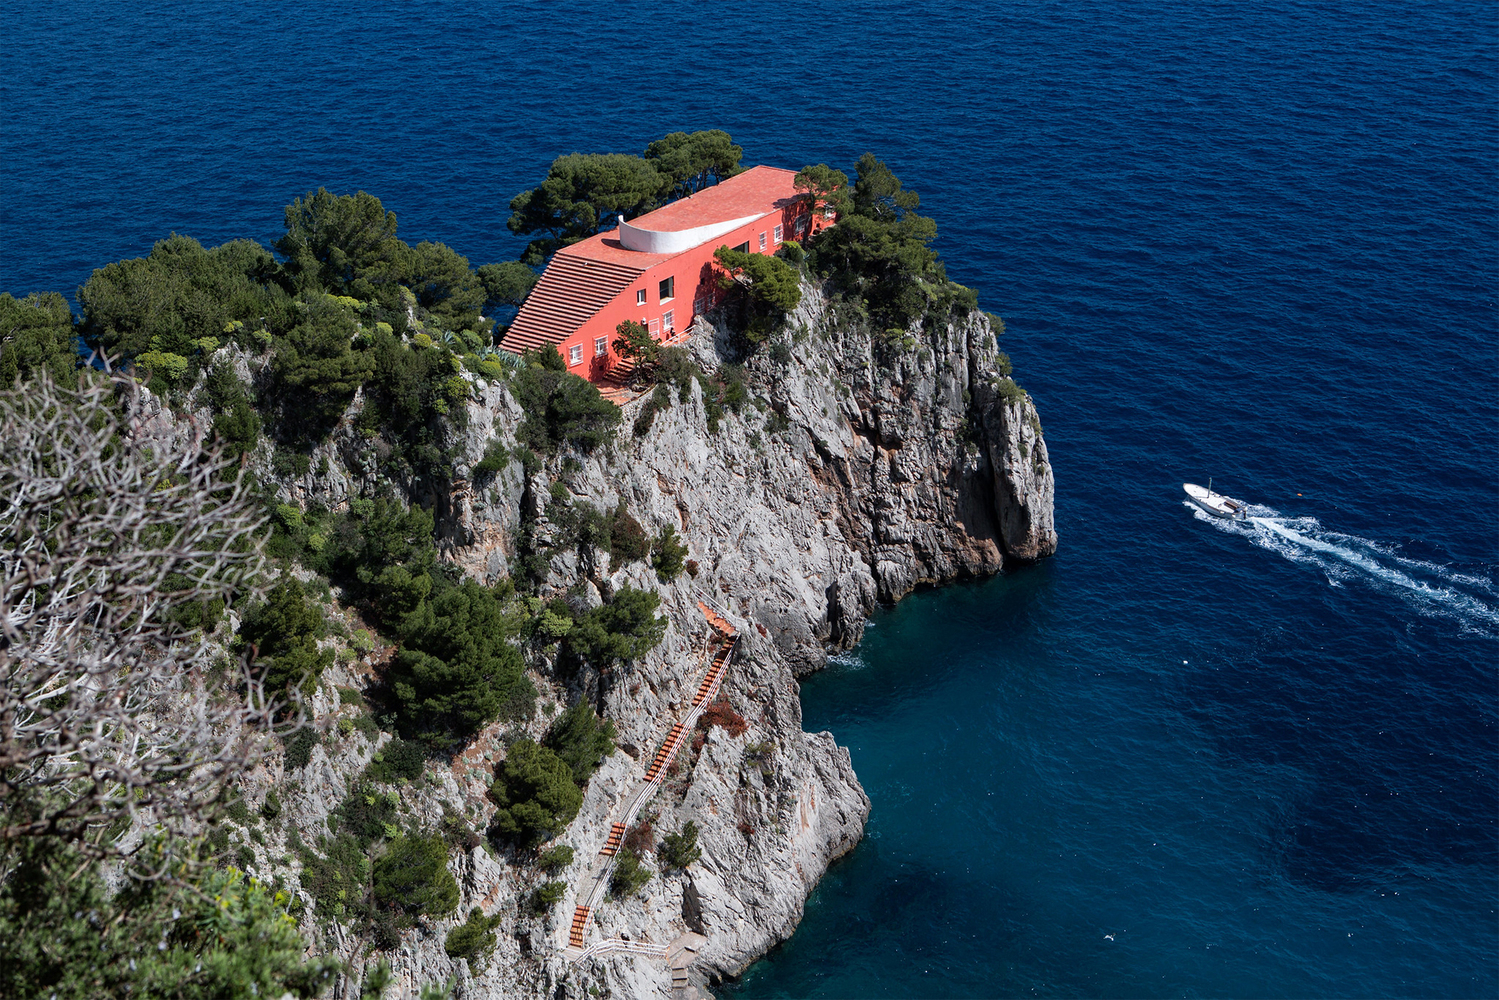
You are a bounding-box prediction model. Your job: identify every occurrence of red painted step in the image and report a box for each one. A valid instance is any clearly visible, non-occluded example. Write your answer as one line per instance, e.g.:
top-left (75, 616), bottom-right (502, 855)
top-left (645, 722), bottom-right (686, 782)
top-left (696, 600), bottom-right (738, 637)
top-left (600, 822), bottom-right (626, 857)
top-left (569, 905), bottom-right (591, 948)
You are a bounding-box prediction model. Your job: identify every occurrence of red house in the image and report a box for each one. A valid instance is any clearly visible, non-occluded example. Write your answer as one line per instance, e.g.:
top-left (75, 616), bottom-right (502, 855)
top-left (500, 165), bottom-right (829, 383)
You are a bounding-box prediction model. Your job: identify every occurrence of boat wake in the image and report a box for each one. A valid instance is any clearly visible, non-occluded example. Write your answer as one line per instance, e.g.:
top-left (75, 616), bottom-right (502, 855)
top-left (1185, 502), bottom-right (1499, 634)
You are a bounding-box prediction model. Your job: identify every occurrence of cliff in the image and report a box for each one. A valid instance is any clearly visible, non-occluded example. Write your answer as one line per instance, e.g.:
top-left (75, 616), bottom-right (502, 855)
top-left (185, 281), bottom-right (1054, 999)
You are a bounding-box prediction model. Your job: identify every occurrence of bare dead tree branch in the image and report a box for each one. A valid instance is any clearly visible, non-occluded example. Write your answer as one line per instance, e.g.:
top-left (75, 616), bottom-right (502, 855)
top-left (0, 372), bottom-right (278, 875)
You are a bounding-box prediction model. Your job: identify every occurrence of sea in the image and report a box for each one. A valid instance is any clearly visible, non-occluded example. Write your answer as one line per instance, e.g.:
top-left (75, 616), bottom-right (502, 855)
top-left (3, 2), bottom-right (1495, 996)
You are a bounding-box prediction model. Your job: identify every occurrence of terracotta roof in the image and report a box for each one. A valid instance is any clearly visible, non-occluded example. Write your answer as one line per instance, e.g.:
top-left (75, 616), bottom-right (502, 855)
top-left (501, 250), bottom-right (647, 354)
top-left (501, 166), bottom-right (803, 353)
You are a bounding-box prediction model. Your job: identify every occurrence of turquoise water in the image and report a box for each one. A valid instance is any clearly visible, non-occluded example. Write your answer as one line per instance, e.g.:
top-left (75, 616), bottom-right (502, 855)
top-left (4, 2), bottom-right (1495, 996)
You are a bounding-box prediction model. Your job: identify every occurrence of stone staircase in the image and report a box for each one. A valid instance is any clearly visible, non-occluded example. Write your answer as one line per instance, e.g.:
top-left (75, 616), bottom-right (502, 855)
top-left (561, 597), bottom-right (741, 986)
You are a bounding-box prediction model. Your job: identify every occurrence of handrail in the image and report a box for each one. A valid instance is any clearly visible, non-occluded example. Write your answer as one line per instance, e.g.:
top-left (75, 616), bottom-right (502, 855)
top-left (576, 938), bottom-right (670, 962)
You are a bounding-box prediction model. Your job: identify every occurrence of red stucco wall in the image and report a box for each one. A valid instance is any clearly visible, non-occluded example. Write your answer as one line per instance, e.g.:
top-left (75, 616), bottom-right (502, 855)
top-left (555, 201), bottom-right (827, 382)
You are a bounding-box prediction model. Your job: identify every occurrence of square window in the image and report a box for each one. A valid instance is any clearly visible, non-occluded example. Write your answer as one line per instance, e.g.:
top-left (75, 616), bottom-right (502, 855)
top-left (759, 232), bottom-right (767, 250)
top-left (774, 224), bottom-right (783, 243)
top-left (636, 289), bottom-right (647, 305)
top-left (659, 275), bottom-right (674, 301)
top-left (568, 344), bottom-right (582, 366)
top-left (648, 318), bottom-right (660, 338)
top-left (663, 310), bottom-right (674, 332)
top-left (594, 336), bottom-right (607, 357)
top-left (733, 241), bottom-right (749, 253)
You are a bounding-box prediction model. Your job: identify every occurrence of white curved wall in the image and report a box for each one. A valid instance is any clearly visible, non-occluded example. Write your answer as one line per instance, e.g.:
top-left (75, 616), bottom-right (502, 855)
top-left (617, 212), bottom-right (766, 254)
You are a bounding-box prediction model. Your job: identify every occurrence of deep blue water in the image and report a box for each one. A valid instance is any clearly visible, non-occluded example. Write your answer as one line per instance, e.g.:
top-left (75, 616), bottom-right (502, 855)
top-left (4, 2), bottom-right (1496, 997)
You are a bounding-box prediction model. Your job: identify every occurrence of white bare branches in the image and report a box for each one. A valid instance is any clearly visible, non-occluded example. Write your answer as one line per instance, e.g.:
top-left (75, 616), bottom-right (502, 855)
top-left (1, 373), bottom-right (274, 869)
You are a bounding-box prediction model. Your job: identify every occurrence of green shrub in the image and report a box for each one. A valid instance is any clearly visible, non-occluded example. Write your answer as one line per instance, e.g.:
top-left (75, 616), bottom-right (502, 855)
top-left (657, 821), bottom-right (702, 871)
top-left (282, 727), bottom-right (319, 770)
top-left (333, 783), bottom-right (399, 849)
top-left (367, 738), bottom-right (426, 783)
top-left (744, 740), bottom-right (776, 776)
top-left (338, 686), bottom-right (365, 705)
top-left (528, 880), bottom-right (566, 914)
top-left (510, 360), bottom-right (620, 454)
top-left (239, 577), bottom-right (332, 697)
top-left (608, 847), bottom-right (652, 899)
top-left (633, 382), bottom-right (672, 437)
top-left (537, 844), bottom-right (574, 874)
top-left (995, 349), bottom-right (1013, 378)
top-left (488, 739), bottom-right (583, 847)
top-left (373, 835), bottom-right (458, 919)
top-left (438, 811), bottom-right (482, 852)
top-left (0, 838), bottom-right (342, 1000)
top-left (655, 347), bottom-right (698, 401)
top-left (445, 908), bottom-right (503, 962)
top-left (473, 440), bottom-right (509, 477)
top-left (0, 291), bottom-right (78, 387)
top-left (389, 579), bottom-right (534, 738)
top-left (544, 700), bottom-right (616, 786)
top-left (652, 524), bottom-right (688, 582)
top-left (995, 377), bottom-right (1026, 405)
top-left (301, 833), bottom-right (370, 920)
top-left (260, 789), bottom-right (282, 821)
top-left (608, 503), bottom-right (651, 563)
top-left (224, 797), bottom-right (252, 825)
top-left (566, 586), bottom-right (667, 666)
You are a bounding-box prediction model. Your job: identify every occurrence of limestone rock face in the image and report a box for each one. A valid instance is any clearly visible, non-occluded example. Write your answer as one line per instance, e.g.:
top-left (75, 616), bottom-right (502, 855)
top-left (408, 284), bottom-right (1056, 995)
top-left (226, 282), bottom-right (1054, 999)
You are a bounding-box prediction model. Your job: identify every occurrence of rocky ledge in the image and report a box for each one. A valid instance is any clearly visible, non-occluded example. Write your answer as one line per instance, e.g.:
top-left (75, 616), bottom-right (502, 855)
top-left (409, 284), bottom-right (1057, 997)
top-left (200, 281), bottom-right (1056, 999)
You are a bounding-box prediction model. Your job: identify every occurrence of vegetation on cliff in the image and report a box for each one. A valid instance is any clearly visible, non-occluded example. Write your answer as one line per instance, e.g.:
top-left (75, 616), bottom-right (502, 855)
top-left (0, 129), bottom-right (1037, 997)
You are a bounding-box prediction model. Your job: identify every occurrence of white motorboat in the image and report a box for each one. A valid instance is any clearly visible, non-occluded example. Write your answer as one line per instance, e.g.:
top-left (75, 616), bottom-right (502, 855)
top-left (1184, 481), bottom-right (1248, 521)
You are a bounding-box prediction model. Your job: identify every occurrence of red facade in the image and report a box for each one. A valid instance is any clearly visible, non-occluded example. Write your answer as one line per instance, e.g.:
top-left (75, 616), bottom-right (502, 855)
top-left (500, 166), bottom-right (829, 383)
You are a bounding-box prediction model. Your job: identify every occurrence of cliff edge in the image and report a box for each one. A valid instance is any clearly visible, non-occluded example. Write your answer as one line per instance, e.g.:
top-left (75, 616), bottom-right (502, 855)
top-left (409, 282), bottom-right (1056, 996)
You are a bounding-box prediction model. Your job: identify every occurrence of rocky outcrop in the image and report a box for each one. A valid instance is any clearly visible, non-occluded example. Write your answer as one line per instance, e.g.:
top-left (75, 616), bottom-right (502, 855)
top-left (396, 284), bottom-right (1056, 995)
top-left (228, 281), bottom-right (1055, 998)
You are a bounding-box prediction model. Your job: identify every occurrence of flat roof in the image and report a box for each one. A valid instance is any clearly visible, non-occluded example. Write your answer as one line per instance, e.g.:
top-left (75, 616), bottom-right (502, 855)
top-left (628, 164), bottom-right (801, 232)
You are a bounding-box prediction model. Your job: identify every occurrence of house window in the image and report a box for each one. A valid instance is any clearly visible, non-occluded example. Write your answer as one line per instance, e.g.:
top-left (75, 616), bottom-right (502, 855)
top-left (568, 344), bottom-right (582, 366)
top-left (636, 289), bottom-right (647, 306)
top-left (759, 232), bottom-right (767, 250)
top-left (732, 241), bottom-right (749, 253)
top-left (663, 310), bottom-right (674, 332)
top-left (659, 275), bottom-right (674, 301)
top-left (794, 216), bottom-right (807, 235)
top-left (594, 336), bottom-right (608, 357)
top-left (648, 318), bottom-right (660, 338)
top-left (774, 224), bottom-right (783, 243)
top-left (823, 206), bottom-right (835, 220)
